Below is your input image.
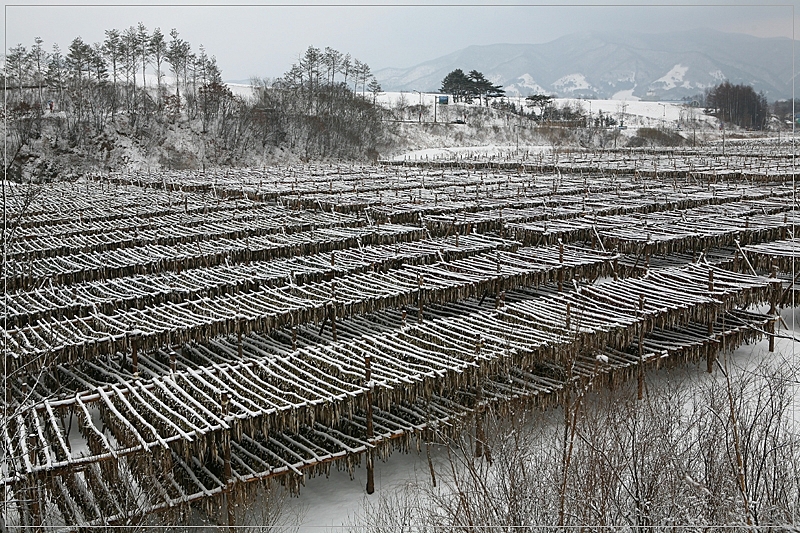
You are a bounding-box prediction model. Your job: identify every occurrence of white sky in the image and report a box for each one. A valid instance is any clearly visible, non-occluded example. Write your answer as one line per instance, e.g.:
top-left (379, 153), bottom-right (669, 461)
top-left (3, 1), bottom-right (796, 81)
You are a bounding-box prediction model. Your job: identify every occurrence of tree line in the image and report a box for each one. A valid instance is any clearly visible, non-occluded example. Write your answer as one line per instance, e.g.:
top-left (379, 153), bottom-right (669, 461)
top-left (2, 29), bottom-right (388, 178)
top-left (4, 25), bottom-right (224, 135)
top-left (704, 81), bottom-right (769, 130)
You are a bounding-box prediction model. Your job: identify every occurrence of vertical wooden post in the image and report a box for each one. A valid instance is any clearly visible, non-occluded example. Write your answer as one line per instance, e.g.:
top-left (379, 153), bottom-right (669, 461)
top-left (365, 355), bottom-right (375, 494)
top-left (330, 308), bottom-right (338, 343)
top-left (292, 326), bottom-right (297, 351)
top-left (474, 337), bottom-right (485, 458)
top-left (558, 239), bottom-right (564, 292)
top-left (638, 296), bottom-right (645, 400)
top-left (129, 330), bottom-right (141, 379)
top-left (237, 316), bottom-right (243, 360)
top-left (781, 214), bottom-right (788, 240)
top-left (221, 391), bottom-right (235, 531)
top-left (417, 275), bottom-right (424, 322)
top-left (331, 283), bottom-right (338, 342)
top-left (707, 269), bottom-right (715, 338)
top-left (27, 433), bottom-right (41, 530)
top-left (707, 269), bottom-right (716, 372)
top-left (769, 259), bottom-right (777, 352)
top-left (170, 351), bottom-right (177, 373)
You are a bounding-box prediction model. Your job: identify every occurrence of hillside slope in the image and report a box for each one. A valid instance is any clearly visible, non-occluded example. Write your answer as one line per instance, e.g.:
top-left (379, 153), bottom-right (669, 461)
top-left (375, 29), bottom-right (792, 100)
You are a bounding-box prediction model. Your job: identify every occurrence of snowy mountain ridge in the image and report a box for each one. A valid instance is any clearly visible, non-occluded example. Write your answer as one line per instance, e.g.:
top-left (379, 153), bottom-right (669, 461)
top-left (374, 29), bottom-right (792, 100)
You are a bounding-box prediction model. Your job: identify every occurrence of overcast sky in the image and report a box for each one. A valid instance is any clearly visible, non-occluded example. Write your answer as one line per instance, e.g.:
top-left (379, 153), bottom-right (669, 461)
top-left (3, 1), bottom-right (795, 81)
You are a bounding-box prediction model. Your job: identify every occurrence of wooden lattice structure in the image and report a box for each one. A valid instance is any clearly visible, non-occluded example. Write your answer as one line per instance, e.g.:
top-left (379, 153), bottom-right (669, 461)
top-left (1, 154), bottom-right (794, 530)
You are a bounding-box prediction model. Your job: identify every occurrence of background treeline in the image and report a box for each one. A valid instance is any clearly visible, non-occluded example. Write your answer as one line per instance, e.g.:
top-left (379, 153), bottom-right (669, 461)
top-left (2, 27), bottom-right (388, 180)
top-left (704, 81), bottom-right (769, 130)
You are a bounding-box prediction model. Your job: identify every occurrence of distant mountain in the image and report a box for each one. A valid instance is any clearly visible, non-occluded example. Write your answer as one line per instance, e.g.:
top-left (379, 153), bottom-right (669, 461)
top-left (374, 29), bottom-right (793, 100)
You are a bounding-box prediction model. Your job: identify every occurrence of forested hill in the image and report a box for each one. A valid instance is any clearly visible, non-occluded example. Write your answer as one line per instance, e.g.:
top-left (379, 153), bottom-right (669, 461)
top-left (3, 30), bottom-right (389, 180)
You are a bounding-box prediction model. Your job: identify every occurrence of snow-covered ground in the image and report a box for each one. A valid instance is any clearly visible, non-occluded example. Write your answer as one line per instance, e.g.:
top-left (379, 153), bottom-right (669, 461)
top-left (558, 97), bottom-right (711, 125)
top-left (375, 91), bottom-right (713, 125)
top-left (226, 82), bottom-right (257, 99)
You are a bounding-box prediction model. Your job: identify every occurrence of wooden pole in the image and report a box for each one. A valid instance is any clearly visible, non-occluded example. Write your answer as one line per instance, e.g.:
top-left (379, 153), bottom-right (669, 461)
top-left (237, 316), bottom-right (243, 359)
top-left (638, 296), bottom-right (645, 400)
top-left (27, 433), bottom-right (41, 530)
top-left (417, 275), bottom-right (424, 322)
top-left (707, 269), bottom-right (716, 372)
top-left (129, 330), bottom-right (141, 379)
top-left (558, 240), bottom-right (564, 292)
top-left (365, 355), bottom-right (375, 494)
top-left (331, 283), bottom-right (338, 342)
top-left (221, 391), bottom-right (235, 531)
top-left (769, 258), bottom-right (777, 352)
top-left (474, 337), bottom-right (485, 458)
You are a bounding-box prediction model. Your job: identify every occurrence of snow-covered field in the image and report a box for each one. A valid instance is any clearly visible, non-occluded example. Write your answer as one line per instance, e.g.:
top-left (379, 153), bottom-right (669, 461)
top-left (375, 91), bottom-right (713, 125)
top-left (204, 83), bottom-right (712, 130)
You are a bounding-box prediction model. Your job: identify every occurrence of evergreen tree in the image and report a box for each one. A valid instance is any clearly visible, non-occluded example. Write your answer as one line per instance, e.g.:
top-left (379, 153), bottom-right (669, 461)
top-left (150, 27), bottom-right (167, 104)
top-left (705, 81), bottom-right (768, 130)
top-left (29, 37), bottom-right (48, 108)
top-left (368, 77), bottom-right (382, 105)
top-left (525, 94), bottom-right (554, 120)
top-left (46, 43), bottom-right (66, 103)
top-left (102, 29), bottom-right (123, 115)
top-left (6, 44), bottom-right (30, 99)
top-left (467, 70), bottom-right (505, 105)
top-left (440, 69), bottom-right (471, 103)
top-left (166, 28), bottom-right (191, 98)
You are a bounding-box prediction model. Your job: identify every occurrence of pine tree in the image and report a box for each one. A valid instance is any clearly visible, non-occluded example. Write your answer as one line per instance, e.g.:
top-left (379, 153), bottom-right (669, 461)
top-left (368, 77), bottom-right (382, 105)
top-left (103, 29), bottom-right (122, 116)
top-left (150, 27), bottom-right (167, 104)
top-left (440, 69), bottom-right (471, 103)
top-left (167, 28), bottom-right (191, 98)
top-left (6, 44), bottom-right (30, 100)
top-left (526, 94), bottom-right (554, 120)
top-left (46, 43), bottom-right (66, 103)
top-left (30, 37), bottom-right (48, 109)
